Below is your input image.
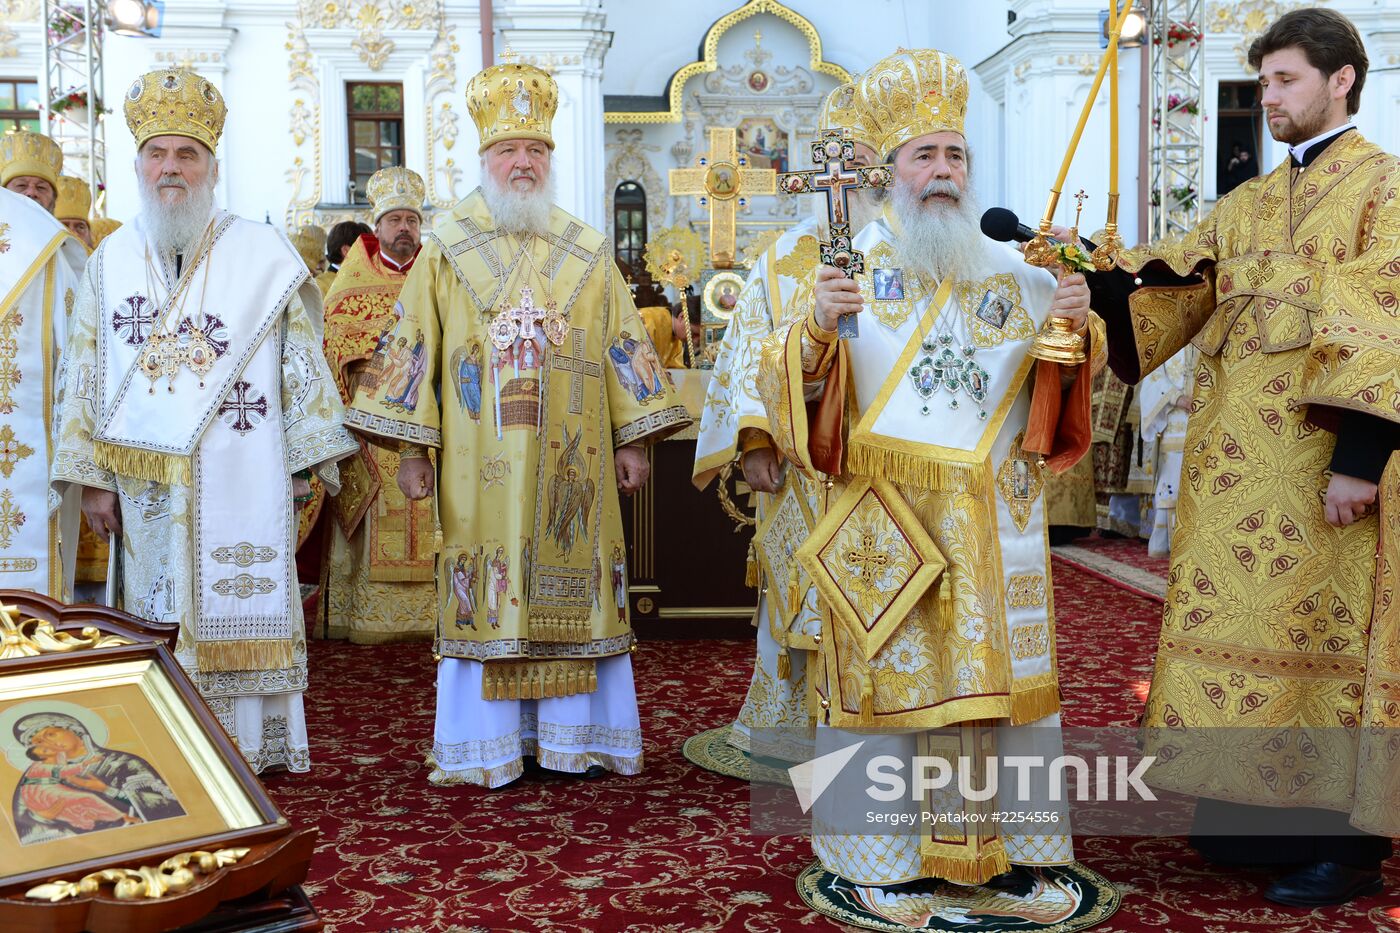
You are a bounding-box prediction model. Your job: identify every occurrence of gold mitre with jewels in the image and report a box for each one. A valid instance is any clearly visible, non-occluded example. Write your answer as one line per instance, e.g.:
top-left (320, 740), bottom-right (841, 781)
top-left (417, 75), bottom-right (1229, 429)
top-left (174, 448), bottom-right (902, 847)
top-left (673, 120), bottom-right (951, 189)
top-left (466, 61), bottom-right (558, 153)
top-left (124, 67), bottom-right (227, 153)
top-left (0, 130), bottom-right (62, 188)
top-left (857, 48), bottom-right (969, 158)
top-left (366, 166), bottom-right (426, 221)
top-left (54, 175), bottom-right (91, 221)
top-left (819, 82), bottom-right (879, 153)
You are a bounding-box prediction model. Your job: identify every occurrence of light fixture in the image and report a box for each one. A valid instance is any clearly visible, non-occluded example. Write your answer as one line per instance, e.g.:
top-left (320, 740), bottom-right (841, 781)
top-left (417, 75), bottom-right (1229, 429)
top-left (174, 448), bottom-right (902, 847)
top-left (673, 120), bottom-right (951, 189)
top-left (1100, 8), bottom-right (1147, 49)
top-left (106, 0), bottom-right (164, 38)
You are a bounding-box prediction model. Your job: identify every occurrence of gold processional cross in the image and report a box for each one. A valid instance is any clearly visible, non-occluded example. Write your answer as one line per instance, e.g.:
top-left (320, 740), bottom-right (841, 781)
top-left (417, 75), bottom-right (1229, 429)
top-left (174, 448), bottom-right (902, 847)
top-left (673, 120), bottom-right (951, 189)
top-left (778, 130), bottom-right (893, 338)
top-left (669, 127), bottom-right (777, 269)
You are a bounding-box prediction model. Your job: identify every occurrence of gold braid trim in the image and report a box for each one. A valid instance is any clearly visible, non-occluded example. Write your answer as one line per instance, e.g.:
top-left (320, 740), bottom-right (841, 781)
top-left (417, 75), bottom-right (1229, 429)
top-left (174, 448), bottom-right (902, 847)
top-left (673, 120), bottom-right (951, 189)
top-left (481, 658), bottom-right (597, 700)
top-left (93, 441), bottom-right (191, 486)
top-left (920, 839), bottom-right (1011, 886)
top-left (195, 639), bottom-right (294, 674)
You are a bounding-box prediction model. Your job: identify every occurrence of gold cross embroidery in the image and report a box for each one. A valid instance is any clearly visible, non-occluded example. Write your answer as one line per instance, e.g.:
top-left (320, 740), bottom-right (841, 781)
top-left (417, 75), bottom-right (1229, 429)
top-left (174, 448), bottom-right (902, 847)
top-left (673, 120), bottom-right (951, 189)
top-left (843, 532), bottom-right (890, 586)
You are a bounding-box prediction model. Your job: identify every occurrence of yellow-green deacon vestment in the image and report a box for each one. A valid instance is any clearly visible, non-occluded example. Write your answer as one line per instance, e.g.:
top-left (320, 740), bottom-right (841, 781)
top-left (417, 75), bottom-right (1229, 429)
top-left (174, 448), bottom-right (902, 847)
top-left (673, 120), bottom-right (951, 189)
top-left (345, 189), bottom-right (690, 786)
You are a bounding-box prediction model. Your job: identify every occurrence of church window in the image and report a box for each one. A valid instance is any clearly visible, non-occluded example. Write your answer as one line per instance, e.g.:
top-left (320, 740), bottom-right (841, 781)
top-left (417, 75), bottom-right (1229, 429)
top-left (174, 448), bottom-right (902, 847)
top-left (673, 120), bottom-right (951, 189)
top-left (1216, 81), bottom-right (1261, 198)
top-left (0, 79), bottom-right (41, 133)
top-left (614, 182), bottom-right (647, 279)
top-left (347, 82), bottom-right (404, 204)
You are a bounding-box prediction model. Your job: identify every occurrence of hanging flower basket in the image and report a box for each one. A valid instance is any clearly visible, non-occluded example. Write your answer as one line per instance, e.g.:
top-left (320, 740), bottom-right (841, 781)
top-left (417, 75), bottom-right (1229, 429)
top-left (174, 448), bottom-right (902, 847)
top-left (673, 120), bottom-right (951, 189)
top-left (50, 88), bottom-right (103, 116)
top-left (1152, 21), bottom-right (1201, 49)
top-left (46, 4), bottom-right (86, 44)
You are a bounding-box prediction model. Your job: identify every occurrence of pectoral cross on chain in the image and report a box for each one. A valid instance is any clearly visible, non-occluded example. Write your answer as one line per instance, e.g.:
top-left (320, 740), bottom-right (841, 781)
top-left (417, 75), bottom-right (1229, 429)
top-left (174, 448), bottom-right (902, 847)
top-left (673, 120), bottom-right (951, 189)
top-left (778, 129), bottom-right (893, 339)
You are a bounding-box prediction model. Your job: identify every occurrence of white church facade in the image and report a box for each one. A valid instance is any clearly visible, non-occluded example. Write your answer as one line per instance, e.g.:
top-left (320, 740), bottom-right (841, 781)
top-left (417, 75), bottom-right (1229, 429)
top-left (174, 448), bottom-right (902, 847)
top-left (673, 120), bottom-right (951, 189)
top-left (6, 0), bottom-right (1400, 267)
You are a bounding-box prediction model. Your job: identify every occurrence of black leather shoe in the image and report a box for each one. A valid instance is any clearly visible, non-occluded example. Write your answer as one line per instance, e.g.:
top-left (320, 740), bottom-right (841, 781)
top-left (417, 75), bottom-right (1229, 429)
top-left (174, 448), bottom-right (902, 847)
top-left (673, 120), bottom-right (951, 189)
top-left (983, 865), bottom-right (1037, 895)
top-left (1264, 861), bottom-right (1383, 907)
top-left (581, 764), bottom-right (609, 779)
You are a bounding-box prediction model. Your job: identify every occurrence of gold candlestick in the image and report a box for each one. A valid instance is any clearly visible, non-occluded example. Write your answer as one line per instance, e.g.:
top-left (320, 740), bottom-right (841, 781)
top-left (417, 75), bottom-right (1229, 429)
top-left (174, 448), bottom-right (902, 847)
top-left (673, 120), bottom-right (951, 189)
top-left (1030, 189), bottom-right (1089, 366)
top-left (1092, 192), bottom-right (1126, 270)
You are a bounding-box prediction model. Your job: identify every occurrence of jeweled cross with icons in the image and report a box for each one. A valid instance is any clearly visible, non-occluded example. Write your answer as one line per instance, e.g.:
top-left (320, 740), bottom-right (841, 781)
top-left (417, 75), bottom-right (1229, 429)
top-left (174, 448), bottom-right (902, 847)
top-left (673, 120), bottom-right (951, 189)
top-left (778, 129), bottom-right (893, 339)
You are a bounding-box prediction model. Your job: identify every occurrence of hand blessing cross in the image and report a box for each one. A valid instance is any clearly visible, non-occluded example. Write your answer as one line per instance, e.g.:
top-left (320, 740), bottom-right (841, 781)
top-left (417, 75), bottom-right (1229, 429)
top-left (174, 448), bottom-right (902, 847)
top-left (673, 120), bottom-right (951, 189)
top-left (778, 130), bottom-right (893, 339)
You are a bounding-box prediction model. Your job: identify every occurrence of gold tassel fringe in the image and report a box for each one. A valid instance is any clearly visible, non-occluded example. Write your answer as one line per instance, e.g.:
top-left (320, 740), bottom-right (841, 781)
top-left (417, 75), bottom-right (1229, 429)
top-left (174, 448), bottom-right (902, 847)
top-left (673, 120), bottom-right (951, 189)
top-left (920, 841), bottom-right (1012, 885)
top-left (94, 440), bottom-right (191, 487)
top-left (937, 572), bottom-right (954, 623)
top-left (480, 659), bottom-right (597, 701)
top-left (745, 541), bottom-right (760, 589)
top-left (195, 638), bottom-right (294, 674)
top-left (526, 612), bottom-right (593, 644)
top-left (859, 669), bottom-right (875, 724)
top-left (846, 440), bottom-right (979, 492)
top-left (1010, 681), bottom-right (1062, 725)
top-left (777, 644), bottom-right (792, 681)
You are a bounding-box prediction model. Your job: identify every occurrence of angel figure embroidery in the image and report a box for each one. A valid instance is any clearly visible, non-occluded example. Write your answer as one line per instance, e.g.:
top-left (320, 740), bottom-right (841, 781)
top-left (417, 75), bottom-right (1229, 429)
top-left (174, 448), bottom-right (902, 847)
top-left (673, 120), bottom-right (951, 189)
top-left (451, 340), bottom-right (484, 421)
top-left (546, 424), bottom-right (595, 555)
top-left (611, 545), bottom-right (627, 624)
top-left (451, 550), bottom-right (480, 629)
top-left (486, 546), bottom-right (509, 629)
top-left (385, 329), bottom-right (427, 411)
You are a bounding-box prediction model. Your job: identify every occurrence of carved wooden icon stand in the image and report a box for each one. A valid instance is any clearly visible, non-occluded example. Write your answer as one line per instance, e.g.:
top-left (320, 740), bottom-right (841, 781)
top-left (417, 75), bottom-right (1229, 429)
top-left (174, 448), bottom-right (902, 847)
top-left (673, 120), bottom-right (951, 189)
top-left (0, 591), bottom-right (320, 933)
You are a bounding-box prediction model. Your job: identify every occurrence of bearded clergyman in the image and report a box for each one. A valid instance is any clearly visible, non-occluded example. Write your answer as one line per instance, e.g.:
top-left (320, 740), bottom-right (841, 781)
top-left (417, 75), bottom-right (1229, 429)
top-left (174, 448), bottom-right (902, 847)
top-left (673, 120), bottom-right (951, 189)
top-left (346, 60), bottom-right (689, 787)
top-left (692, 80), bottom-right (887, 761)
top-left (51, 68), bottom-right (358, 773)
top-left (320, 166), bottom-right (436, 644)
top-left (1084, 8), bottom-right (1400, 907)
top-left (756, 49), bottom-right (1102, 891)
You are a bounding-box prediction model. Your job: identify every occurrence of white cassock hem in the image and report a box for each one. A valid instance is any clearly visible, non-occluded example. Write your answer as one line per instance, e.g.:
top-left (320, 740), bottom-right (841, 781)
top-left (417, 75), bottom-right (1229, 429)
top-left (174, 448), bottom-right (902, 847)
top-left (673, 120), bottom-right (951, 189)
top-left (430, 653), bottom-right (643, 788)
top-left (208, 693), bottom-right (311, 774)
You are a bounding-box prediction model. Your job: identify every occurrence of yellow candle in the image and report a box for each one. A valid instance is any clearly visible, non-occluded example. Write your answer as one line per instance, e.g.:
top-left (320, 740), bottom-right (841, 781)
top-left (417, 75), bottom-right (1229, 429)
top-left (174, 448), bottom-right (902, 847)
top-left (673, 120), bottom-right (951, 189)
top-left (1042, 0), bottom-right (1134, 224)
top-left (1108, 0), bottom-right (1121, 196)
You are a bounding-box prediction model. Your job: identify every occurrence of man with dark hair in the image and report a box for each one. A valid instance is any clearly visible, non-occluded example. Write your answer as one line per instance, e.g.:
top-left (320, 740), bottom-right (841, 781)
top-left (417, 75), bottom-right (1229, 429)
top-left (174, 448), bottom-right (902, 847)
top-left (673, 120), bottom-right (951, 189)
top-left (319, 220), bottom-right (372, 294)
top-left (1083, 7), bottom-right (1399, 907)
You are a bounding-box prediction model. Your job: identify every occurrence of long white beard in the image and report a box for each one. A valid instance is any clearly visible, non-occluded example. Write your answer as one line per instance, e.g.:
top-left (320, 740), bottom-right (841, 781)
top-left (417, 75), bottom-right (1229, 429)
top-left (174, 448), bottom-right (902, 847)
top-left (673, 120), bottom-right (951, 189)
top-left (482, 170), bottom-right (555, 237)
top-left (138, 173), bottom-right (217, 255)
top-left (891, 176), bottom-right (988, 283)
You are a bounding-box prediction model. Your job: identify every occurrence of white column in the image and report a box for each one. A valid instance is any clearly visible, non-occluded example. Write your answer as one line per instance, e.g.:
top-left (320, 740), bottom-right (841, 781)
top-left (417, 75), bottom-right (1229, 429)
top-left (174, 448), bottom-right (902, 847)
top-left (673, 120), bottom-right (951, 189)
top-left (497, 0), bottom-right (612, 229)
top-left (977, 0), bottom-right (1144, 244)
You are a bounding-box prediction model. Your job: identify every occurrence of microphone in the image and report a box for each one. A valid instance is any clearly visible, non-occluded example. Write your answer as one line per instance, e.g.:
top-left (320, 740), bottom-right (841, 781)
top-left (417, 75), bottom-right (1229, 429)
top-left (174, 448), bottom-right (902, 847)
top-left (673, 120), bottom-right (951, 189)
top-left (980, 207), bottom-right (1059, 245)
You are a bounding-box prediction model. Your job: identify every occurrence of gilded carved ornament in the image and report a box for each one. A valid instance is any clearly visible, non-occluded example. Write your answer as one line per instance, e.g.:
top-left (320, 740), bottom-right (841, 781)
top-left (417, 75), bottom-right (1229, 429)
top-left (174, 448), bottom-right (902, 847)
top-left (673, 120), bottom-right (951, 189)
top-left (0, 604), bottom-right (134, 660)
top-left (26, 849), bottom-right (250, 902)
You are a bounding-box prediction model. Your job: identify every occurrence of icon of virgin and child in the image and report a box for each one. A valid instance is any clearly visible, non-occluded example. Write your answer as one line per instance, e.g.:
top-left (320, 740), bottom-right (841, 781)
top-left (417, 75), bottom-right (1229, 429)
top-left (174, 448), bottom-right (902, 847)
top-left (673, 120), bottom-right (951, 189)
top-left (3, 702), bottom-right (185, 847)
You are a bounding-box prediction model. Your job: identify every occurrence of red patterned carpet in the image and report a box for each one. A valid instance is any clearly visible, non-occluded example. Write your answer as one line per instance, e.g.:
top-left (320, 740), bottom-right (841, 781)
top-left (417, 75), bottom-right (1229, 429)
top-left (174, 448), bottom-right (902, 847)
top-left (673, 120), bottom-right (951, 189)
top-left (266, 561), bottom-right (1400, 932)
top-left (1052, 535), bottom-right (1169, 604)
top-left (1065, 536), bottom-right (1172, 578)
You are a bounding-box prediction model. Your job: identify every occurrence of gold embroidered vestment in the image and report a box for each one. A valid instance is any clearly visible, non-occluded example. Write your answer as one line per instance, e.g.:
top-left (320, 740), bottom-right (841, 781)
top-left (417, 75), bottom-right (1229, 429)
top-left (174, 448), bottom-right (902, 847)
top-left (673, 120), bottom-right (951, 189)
top-left (1116, 132), bottom-right (1400, 833)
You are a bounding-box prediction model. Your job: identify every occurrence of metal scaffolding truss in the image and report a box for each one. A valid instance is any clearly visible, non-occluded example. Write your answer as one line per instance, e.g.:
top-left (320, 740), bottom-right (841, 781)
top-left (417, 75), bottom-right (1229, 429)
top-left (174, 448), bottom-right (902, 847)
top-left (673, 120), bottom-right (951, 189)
top-left (1146, 0), bottom-right (1205, 241)
top-left (41, 0), bottom-right (105, 210)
